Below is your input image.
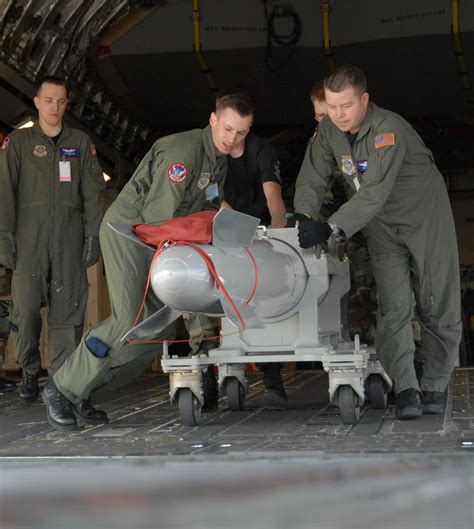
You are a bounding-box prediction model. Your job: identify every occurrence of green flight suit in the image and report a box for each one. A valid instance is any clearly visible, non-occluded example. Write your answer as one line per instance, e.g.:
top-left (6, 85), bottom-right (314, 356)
top-left (0, 265), bottom-right (12, 369)
top-left (294, 103), bottom-right (461, 393)
top-left (54, 126), bottom-right (227, 402)
top-left (0, 123), bottom-right (105, 374)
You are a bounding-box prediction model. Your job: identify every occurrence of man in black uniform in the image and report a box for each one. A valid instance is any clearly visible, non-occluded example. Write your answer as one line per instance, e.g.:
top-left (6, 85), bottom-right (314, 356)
top-left (189, 93), bottom-right (289, 410)
top-left (221, 131), bottom-right (286, 228)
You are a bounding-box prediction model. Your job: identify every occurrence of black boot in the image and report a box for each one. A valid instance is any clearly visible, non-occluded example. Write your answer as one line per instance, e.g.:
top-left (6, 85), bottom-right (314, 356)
top-left (72, 399), bottom-right (109, 424)
top-left (395, 388), bottom-right (422, 420)
top-left (193, 342), bottom-right (219, 411)
top-left (0, 376), bottom-right (16, 393)
top-left (19, 370), bottom-right (39, 402)
top-left (421, 391), bottom-right (445, 415)
top-left (42, 378), bottom-right (78, 431)
top-left (259, 363), bottom-right (287, 410)
top-left (202, 366), bottom-right (219, 411)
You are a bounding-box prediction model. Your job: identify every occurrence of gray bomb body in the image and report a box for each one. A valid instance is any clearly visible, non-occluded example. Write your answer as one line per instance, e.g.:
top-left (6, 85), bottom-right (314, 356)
top-left (151, 237), bottom-right (308, 319)
top-left (111, 209), bottom-right (340, 341)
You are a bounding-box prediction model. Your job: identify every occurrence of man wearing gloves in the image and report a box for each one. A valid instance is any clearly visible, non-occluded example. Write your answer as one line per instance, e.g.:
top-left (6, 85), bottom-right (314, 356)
top-left (294, 65), bottom-right (461, 420)
top-left (0, 76), bottom-right (105, 403)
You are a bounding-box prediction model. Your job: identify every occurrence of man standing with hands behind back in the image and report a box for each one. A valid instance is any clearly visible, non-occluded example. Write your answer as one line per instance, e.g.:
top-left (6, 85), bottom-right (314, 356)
top-left (0, 76), bottom-right (105, 403)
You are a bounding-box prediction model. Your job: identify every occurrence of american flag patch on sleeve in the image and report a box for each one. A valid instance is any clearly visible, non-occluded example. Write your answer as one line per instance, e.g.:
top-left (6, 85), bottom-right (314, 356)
top-left (374, 132), bottom-right (395, 149)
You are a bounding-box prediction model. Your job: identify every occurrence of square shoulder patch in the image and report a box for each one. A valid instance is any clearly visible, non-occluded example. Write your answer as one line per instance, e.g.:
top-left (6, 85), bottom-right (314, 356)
top-left (374, 132), bottom-right (395, 149)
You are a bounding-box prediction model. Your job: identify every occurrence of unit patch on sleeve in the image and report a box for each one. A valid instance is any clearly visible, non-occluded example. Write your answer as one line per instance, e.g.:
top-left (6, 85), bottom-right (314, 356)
top-left (197, 172), bottom-right (211, 190)
top-left (168, 162), bottom-right (188, 183)
top-left (374, 133), bottom-right (395, 149)
top-left (60, 147), bottom-right (79, 158)
top-left (1, 136), bottom-right (11, 151)
top-left (33, 145), bottom-right (48, 157)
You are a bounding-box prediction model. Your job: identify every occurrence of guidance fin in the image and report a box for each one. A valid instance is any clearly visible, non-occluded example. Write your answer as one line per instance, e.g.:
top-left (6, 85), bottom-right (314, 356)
top-left (108, 222), bottom-right (155, 252)
top-left (219, 295), bottom-right (265, 330)
top-left (121, 305), bottom-right (183, 341)
top-left (212, 208), bottom-right (260, 248)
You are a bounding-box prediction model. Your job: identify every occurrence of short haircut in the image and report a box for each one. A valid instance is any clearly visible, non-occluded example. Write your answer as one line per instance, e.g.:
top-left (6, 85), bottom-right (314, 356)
top-left (324, 65), bottom-right (367, 96)
top-left (215, 92), bottom-right (255, 117)
top-left (36, 75), bottom-right (68, 96)
top-left (310, 80), bottom-right (325, 102)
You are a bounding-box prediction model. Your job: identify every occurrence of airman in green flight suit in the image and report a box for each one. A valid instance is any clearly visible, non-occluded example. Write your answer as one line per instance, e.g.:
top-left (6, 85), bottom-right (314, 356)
top-left (295, 65), bottom-right (461, 420)
top-left (0, 76), bottom-right (105, 402)
top-left (43, 94), bottom-right (254, 431)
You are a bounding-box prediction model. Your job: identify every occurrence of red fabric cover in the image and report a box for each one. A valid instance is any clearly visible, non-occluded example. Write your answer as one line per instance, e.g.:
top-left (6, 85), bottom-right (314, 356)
top-left (132, 210), bottom-right (216, 245)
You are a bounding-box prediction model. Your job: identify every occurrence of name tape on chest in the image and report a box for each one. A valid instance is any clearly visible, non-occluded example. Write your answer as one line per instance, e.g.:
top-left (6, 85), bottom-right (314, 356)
top-left (341, 155), bottom-right (369, 191)
top-left (60, 147), bottom-right (79, 158)
top-left (374, 132), bottom-right (395, 149)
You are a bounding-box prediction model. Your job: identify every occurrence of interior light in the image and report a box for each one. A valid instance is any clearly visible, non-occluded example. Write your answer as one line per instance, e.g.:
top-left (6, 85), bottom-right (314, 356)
top-left (103, 172), bottom-right (112, 182)
top-left (17, 120), bottom-right (35, 129)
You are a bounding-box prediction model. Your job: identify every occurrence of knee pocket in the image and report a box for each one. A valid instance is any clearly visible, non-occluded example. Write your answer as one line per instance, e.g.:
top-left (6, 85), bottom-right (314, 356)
top-left (86, 336), bottom-right (110, 358)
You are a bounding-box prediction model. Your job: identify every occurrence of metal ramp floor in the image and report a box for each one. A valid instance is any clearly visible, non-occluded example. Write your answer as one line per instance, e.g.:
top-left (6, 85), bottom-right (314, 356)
top-left (1, 368), bottom-right (473, 456)
top-left (1, 369), bottom-right (473, 529)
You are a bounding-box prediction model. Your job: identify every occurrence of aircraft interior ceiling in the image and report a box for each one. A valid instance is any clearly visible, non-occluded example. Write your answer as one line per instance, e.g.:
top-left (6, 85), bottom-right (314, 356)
top-left (0, 0), bottom-right (473, 184)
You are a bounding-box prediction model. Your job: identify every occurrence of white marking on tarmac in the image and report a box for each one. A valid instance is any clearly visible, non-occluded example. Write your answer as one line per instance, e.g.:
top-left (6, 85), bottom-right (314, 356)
top-left (148, 418), bottom-right (181, 432)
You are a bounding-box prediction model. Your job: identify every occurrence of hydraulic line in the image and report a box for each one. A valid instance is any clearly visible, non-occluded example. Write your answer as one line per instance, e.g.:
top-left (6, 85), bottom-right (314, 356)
top-left (321, 0), bottom-right (336, 70)
top-left (451, 0), bottom-right (473, 104)
top-left (192, 0), bottom-right (218, 93)
top-left (263, 1), bottom-right (301, 72)
top-left (321, 0), bottom-right (331, 54)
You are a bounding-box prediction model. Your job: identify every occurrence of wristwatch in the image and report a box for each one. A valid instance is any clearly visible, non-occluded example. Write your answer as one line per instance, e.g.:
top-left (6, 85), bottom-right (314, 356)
top-left (328, 222), bottom-right (341, 237)
top-left (328, 223), bottom-right (345, 239)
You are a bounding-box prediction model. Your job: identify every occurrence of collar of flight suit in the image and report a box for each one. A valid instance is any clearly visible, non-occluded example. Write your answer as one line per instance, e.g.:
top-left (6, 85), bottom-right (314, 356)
top-left (31, 120), bottom-right (71, 144)
top-left (201, 125), bottom-right (219, 168)
top-left (351, 102), bottom-right (375, 145)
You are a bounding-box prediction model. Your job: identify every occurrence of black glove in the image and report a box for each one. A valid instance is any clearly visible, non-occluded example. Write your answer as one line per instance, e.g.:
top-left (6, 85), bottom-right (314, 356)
top-left (0, 232), bottom-right (16, 270)
top-left (81, 236), bottom-right (100, 269)
top-left (297, 220), bottom-right (332, 248)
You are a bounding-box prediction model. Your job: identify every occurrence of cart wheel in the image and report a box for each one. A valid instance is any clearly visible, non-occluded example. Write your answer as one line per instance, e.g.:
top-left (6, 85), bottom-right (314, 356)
top-left (178, 388), bottom-right (202, 426)
top-left (367, 374), bottom-right (387, 409)
top-left (338, 385), bottom-right (360, 425)
top-left (225, 378), bottom-right (245, 411)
